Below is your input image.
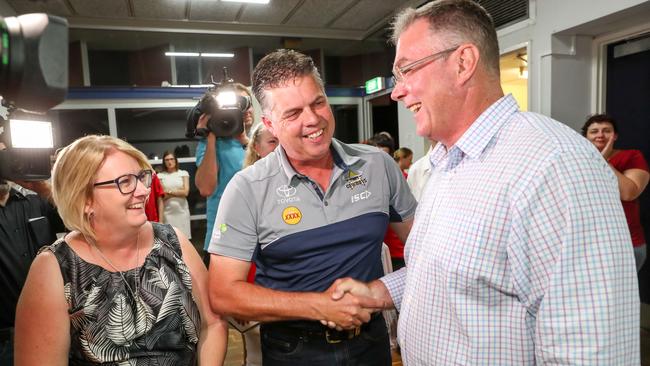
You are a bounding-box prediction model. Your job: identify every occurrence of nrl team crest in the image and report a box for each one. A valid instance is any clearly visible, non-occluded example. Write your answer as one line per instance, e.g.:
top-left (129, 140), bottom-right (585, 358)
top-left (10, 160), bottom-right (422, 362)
top-left (345, 170), bottom-right (367, 190)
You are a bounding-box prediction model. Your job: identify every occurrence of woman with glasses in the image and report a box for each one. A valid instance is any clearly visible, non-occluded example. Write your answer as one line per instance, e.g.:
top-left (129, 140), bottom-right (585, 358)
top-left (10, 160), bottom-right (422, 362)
top-left (14, 135), bottom-right (228, 365)
top-left (159, 151), bottom-right (192, 239)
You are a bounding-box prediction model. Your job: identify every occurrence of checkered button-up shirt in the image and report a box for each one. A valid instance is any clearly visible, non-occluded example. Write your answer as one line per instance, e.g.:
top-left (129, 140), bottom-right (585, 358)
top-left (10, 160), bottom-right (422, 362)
top-left (382, 95), bottom-right (639, 365)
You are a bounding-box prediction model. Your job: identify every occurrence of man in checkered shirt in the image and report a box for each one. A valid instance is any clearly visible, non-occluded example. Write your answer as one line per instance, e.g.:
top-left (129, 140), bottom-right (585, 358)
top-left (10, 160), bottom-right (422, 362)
top-left (330, 0), bottom-right (640, 364)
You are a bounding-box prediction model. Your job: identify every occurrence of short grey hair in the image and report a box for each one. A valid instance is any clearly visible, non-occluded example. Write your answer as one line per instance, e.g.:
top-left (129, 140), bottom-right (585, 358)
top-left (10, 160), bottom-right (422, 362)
top-left (252, 49), bottom-right (324, 113)
top-left (391, 0), bottom-right (500, 77)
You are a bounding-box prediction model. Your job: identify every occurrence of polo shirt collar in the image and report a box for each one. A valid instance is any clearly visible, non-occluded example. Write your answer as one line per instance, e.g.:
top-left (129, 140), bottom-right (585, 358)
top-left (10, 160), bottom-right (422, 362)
top-left (275, 138), bottom-right (361, 185)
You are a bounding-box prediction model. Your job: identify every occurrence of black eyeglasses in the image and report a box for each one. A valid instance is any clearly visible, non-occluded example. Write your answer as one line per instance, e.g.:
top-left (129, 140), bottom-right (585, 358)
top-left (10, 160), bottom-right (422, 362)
top-left (93, 169), bottom-right (152, 195)
top-left (392, 45), bottom-right (460, 84)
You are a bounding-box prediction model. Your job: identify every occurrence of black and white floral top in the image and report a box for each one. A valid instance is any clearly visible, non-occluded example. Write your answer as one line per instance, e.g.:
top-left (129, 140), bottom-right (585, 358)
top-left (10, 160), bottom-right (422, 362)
top-left (43, 223), bottom-right (200, 365)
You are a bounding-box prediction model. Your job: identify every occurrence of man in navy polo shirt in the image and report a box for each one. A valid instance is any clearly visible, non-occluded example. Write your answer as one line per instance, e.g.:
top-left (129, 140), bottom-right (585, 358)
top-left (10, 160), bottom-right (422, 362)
top-left (207, 49), bottom-right (416, 366)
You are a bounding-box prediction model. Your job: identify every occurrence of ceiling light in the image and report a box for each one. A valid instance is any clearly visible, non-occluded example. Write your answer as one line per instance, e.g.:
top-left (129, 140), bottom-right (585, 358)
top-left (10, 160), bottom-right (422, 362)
top-left (201, 53), bottom-right (235, 58)
top-left (165, 84), bottom-right (213, 88)
top-left (165, 52), bottom-right (200, 57)
top-left (222, 0), bottom-right (270, 4)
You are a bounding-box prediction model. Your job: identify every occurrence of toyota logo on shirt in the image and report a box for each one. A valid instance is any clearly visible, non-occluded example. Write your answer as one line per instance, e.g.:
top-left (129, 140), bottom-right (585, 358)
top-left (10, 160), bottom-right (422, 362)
top-left (276, 185), bottom-right (300, 204)
top-left (276, 185), bottom-right (297, 198)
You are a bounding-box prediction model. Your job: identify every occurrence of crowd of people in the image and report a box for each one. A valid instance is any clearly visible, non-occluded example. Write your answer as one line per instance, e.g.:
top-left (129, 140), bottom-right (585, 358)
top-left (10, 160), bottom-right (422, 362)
top-left (1, 0), bottom-right (647, 365)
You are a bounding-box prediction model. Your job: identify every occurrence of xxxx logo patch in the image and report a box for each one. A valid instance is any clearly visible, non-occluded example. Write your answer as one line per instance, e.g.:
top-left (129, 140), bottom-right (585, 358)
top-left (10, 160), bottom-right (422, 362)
top-left (282, 206), bottom-right (302, 225)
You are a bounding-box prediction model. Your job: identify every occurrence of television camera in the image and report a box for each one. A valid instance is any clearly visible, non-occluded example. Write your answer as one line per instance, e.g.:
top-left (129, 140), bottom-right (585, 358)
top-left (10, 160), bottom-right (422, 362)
top-left (0, 13), bottom-right (68, 181)
top-left (185, 67), bottom-right (251, 139)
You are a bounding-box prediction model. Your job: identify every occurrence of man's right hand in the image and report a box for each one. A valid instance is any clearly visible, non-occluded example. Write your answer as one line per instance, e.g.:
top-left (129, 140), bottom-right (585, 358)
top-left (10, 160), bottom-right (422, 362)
top-left (321, 277), bottom-right (392, 330)
top-left (317, 279), bottom-right (385, 330)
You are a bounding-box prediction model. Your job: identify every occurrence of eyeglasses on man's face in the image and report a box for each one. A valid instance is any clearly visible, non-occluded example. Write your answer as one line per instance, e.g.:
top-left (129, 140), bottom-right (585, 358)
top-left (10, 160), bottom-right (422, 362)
top-left (93, 169), bottom-right (152, 195)
top-left (392, 45), bottom-right (460, 84)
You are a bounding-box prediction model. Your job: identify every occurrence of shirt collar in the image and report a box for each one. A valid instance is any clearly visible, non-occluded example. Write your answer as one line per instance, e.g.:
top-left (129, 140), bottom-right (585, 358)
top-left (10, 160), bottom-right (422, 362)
top-left (1, 188), bottom-right (26, 207)
top-left (429, 94), bottom-right (518, 170)
top-left (275, 138), bottom-right (360, 185)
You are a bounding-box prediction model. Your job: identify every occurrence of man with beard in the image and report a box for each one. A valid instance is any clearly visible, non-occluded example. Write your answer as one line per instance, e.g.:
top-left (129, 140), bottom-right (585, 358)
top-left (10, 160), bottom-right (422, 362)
top-left (0, 179), bottom-right (64, 365)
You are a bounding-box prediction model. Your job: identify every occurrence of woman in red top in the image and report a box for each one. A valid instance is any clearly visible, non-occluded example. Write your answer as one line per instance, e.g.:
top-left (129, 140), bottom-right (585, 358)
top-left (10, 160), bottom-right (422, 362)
top-left (582, 114), bottom-right (650, 271)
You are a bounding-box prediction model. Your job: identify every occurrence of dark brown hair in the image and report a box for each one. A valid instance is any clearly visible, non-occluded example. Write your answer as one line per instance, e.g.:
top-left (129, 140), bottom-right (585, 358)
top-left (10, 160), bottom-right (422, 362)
top-left (581, 114), bottom-right (618, 136)
top-left (252, 49), bottom-right (323, 113)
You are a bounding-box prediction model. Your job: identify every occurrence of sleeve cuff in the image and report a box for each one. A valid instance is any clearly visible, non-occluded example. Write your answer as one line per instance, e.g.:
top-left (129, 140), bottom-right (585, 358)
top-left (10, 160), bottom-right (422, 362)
top-left (380, 267), bottom-right (406, 312)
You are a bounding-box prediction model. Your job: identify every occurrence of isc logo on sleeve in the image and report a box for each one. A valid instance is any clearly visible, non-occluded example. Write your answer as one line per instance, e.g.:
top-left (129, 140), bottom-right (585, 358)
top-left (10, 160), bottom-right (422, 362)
top-left (282, 206), bottom-right (302, 225)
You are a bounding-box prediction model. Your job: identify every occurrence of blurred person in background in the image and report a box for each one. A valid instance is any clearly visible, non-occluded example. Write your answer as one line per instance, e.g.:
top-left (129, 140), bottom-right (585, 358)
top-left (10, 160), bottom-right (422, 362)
top-left (393, 147), bottom-right (413, 177)
top-left (406, 144), bottom-right (435, 202)
top-left (0, 178), bottom-right (64, 366)
top-left (159, 151), bottom-right (192, 239)
top-left (364, 133), bottom-right (407, 271)
top-left (582, 114), bottom-right (650, 271)
top-left (243, 123), bottom-right (279, 168)
top-left (195, 83), bottom-right (255, 263)
top-left (144, 171), bottom-right (164, 223)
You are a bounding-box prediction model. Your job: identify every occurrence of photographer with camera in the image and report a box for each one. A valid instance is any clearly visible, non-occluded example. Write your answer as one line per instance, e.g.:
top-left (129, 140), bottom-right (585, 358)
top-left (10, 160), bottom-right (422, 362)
top-left (193, 82), bottom-right (254, 258)
top-left (0, 12), bottom-right (68, 365)
top-left (0, 179), bottom-right (64, 365)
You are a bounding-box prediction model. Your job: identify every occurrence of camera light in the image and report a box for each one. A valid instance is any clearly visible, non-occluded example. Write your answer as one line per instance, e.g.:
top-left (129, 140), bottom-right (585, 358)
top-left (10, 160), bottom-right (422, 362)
top-left (215, 90), bottom-right (238, 109)
top-left (9, 119), bottom-right (53, 148)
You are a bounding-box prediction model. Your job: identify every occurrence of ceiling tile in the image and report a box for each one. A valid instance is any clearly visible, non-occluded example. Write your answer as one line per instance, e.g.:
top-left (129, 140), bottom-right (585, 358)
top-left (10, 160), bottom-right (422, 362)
top-left (69, 0), bottom-right (130, 18)
top-left (133, 0), bottom-right (187, 20)
top-left (7, 0), bottom-right (72, 17)
top-left (284, 0), bottom-right (353, 28)
top-left (189, 0), bottom-right (241, 22)
top-left (238, 0), bottom-right (301, 24)
top-left (329, 0), bottom-right (402, 30)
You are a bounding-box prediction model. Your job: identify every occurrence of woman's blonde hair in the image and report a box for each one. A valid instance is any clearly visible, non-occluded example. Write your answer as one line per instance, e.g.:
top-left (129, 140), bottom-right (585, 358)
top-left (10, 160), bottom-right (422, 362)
top-left (393, 147), bottom-right (413, 162)
top-left (52, 135), bottom-right (152, 241)
top-left (243, 123), bottom-right (267, 168)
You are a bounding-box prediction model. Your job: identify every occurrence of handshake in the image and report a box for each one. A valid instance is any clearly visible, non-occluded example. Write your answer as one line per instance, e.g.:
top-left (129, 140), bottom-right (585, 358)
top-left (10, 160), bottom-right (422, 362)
top-left (318, 277), bottom-right (392, 330)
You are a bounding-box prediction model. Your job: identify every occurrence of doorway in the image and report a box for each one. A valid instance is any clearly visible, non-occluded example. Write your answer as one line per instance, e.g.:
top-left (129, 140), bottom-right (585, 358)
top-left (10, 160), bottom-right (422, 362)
top-left (368, 93), bottom-right (399, 146)
top-left (605, 33), bottom-right (650, 302)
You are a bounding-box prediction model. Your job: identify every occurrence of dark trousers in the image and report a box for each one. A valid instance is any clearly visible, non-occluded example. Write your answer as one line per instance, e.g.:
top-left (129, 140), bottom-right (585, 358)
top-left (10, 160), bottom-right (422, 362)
top-left (260, 314), bottom-right (391, 366)
top-left (0, 328), bottom-right (13, 366)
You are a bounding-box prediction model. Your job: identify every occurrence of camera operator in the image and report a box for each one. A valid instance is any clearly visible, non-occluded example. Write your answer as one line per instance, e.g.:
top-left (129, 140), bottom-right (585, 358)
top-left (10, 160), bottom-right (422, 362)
top-left (0, 178), bottom-right (64, 365)
top-left (195, 83), bottom-right (254, 259)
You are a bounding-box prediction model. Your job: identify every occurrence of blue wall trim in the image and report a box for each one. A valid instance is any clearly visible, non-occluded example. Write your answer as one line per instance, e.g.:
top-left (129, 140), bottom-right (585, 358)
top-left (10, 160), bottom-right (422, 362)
top-left (66, 86), bottom-right (367, 100)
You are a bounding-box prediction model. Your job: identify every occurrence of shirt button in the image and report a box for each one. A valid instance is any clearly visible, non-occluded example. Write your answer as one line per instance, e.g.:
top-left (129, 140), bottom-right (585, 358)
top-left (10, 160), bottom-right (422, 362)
top-left (324, 201), bottom-right (328, 206)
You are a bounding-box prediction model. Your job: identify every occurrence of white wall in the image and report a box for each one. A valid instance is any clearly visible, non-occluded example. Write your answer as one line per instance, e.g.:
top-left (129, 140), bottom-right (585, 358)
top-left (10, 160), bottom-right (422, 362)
top-left (397, 102), bottom-right (429, 160)
top-left (499, 0), bottom-right (650, 130)
top-left (396, 0), bottom-right (650, 151)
